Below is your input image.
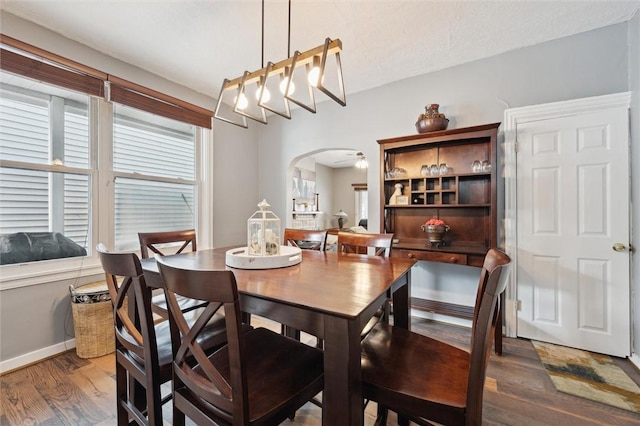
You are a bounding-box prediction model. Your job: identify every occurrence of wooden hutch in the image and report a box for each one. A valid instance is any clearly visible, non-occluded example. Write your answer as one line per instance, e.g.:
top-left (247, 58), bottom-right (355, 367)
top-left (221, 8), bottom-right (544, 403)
top-left (378, 122), bottom-right (503, 352)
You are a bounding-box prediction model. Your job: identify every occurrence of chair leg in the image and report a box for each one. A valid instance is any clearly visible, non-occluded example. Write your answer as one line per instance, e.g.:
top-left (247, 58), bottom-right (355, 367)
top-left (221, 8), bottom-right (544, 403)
top-left (173, 404), bottom-right (186, 426)
top-left (397, 413), bottom-right (410, 426)
top-left (116, 365), bottom-right (129, 426)
top-left (281, 324), bottom-right (301, 341)
top-left (131, 378), bottom-right (147, 417)
top-left (374, 404), bottom-right (388, 426)
top-left (494, 292), bottom-right (504, 355)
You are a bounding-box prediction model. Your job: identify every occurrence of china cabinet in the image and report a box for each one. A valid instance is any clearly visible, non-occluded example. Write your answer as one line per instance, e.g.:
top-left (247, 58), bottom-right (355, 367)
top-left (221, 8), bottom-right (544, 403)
top-left (378, 122), bottom-right (503, 352)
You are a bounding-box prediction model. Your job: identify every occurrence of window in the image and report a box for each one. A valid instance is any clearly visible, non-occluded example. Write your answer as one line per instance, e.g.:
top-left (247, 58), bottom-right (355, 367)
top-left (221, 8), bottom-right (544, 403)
top-left (0, 73), bottom-right (92, 262)
top-left (112, 104), bottom-right (196, 251)
top-left (0, 39), bottom-right (212, 287)
top-left (354, 184), bottom-right (368, 227)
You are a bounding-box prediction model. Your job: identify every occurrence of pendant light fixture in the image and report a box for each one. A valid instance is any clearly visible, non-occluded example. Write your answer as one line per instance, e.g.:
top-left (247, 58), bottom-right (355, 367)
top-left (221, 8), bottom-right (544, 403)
top-left (213, 0), bottom-right (346, 128)
top-left (355, 152), bottom-right (368, 169)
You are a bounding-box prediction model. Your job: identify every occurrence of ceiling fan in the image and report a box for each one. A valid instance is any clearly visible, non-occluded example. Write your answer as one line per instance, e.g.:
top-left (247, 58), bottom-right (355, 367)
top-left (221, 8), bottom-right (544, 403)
top-left (332, 151), bottom-right (367, 168)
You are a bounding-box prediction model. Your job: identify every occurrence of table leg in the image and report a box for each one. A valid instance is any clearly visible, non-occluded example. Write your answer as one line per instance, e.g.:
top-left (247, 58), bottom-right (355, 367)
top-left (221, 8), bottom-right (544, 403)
top-left (322, 315), bottom-right (363, 426)
top-left (391, 271), bottom-right (411, 331)
top-left (494, 292), bottom-right (504, 355)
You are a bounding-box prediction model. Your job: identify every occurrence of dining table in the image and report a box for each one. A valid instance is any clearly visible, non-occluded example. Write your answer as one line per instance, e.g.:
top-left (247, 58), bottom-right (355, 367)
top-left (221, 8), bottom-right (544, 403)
top-left (141, 246), bottom-right (416, 426)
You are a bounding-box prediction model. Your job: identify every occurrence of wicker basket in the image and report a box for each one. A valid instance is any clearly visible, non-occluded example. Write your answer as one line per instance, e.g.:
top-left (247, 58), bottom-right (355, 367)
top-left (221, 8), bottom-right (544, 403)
top-left (70, 282), bottom-right (115, 358)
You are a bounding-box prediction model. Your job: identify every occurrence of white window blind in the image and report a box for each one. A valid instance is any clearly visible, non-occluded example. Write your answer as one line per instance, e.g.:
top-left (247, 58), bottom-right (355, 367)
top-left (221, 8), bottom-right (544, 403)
top-left (113, 105), bottom-right (196, 251)
top-left (0, 74), bottom-right (91, 252)
top-left (0, 91), bottom-right (49, 234)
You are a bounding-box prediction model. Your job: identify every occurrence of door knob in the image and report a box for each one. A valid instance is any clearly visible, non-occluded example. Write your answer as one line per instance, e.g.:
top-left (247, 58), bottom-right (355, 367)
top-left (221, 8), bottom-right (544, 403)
top-left (612, 243), bottom-right (626, 252)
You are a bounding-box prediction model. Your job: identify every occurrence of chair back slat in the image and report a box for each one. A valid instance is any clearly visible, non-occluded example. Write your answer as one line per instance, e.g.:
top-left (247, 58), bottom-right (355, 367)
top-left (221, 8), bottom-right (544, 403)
top-left (337, 231), bottom-right (394, 257)
top-left (138, 229), bottom-right (197, 258)
top-left (283, 228), bottom-right (328, 251)
top-left (156, 258), bottom-right (246, 417)
top-left (467, 248), bottom-right (511, 421)
top-left (98, 244), bottom-right (156, 356)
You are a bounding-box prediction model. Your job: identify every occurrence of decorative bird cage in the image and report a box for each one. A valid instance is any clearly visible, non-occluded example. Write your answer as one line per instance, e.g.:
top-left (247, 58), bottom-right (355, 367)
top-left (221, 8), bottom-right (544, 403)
top-left (248, 199), bottom-right (281, 256)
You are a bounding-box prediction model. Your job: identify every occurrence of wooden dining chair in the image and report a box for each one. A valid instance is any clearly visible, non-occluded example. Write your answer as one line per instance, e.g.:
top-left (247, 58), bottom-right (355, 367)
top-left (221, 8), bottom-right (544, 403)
top-left (156, 257), bottom-right (325, 425)
top-left (97, 244), bottom-right (230, 426)
top-left (283, 228), bottom-right (328, 251)
top-left (360, 248), bottom-right (511, 426)
top-left (138, 229), bottom-right (205, 319)
top-left (337, 231), bottom-right (394, 257)
top-left (97, 243), bottom-right (172, 426)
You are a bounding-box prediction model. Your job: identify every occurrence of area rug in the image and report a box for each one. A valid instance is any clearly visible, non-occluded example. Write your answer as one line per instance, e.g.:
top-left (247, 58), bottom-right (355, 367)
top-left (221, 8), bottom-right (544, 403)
top-left (532, 340), bottom-right (640, 414)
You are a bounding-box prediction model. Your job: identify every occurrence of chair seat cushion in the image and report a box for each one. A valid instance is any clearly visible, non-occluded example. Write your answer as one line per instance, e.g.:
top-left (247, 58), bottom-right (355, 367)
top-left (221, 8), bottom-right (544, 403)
top-left (361, 323), bottom-right (469, 418)
top-left (125, 314), bottom-right (232, 368)
top-left (151, 293), bottom-right (207, 317)
top-left (181, 327), bottom-right (323, 424)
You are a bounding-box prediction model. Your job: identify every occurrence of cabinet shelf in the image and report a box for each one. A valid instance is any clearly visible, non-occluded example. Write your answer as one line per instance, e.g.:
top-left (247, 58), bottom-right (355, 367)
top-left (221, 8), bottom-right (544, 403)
top-left (385, 203), bottom-right (490, 208)
top-left (383, 172), bottom-right (490, 182)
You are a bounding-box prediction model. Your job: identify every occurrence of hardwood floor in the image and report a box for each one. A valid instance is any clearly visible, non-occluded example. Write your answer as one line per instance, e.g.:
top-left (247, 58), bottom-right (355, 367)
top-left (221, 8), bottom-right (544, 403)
top-left (2, 317), bottom-right (639, 425)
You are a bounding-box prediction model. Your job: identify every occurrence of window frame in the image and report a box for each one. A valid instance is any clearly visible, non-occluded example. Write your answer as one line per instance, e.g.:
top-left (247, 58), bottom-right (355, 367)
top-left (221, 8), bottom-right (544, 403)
top-left (0, 96), bottom-right (212, 290)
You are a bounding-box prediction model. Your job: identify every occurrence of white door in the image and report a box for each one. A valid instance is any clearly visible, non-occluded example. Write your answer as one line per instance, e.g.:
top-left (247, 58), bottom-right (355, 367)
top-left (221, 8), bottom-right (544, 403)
top-left (515, 106), bottom-right (630, 357)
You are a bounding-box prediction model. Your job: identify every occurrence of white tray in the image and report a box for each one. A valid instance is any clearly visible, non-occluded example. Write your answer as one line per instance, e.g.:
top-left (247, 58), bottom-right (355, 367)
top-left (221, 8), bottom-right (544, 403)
top-left (225, 246), bottom-right (302, 270)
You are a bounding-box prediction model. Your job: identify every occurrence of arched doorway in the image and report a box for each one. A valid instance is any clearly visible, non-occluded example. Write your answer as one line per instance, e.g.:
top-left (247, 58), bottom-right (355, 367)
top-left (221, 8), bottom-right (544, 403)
top-left (287, 149), bottom-right (368, 231)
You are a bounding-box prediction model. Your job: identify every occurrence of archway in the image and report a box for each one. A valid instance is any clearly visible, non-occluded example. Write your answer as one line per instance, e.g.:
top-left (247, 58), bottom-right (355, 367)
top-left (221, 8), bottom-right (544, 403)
top-left (287, 149), bottom-right (368, 231)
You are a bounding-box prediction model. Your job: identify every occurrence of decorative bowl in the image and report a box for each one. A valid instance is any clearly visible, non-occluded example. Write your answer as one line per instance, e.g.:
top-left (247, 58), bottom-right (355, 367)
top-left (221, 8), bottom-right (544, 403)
top-left (421, 224), bottom-right (450, 244)
top-left (416, 117), bottom-right (449, 133)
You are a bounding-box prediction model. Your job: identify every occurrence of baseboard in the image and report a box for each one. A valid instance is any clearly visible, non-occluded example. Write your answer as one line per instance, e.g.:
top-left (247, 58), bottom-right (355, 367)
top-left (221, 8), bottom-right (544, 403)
top-left (411, 309), bottom-right (472, 328)
top-left (630, 353), bottom-right (640, 371)
top-left (0, 339), bottom-right (76, 374)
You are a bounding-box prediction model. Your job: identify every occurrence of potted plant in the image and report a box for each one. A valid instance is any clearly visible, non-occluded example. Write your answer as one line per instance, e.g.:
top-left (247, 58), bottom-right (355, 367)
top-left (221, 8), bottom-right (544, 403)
top-left (421, 218), bottom-right (450, 245)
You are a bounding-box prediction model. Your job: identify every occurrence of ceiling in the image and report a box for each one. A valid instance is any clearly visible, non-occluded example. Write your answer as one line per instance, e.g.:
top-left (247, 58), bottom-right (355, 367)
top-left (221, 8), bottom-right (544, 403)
top-left (1, 1), bottom-right (638, 167)
top-left (310, 149), bottom-right (363, 168)
top-left (2, 1), bottom-right (638, 100)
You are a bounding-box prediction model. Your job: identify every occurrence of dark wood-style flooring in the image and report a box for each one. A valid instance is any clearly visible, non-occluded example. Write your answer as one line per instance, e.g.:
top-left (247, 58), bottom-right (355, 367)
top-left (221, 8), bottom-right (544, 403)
top-left (2, 317), bottom-right (640, 425)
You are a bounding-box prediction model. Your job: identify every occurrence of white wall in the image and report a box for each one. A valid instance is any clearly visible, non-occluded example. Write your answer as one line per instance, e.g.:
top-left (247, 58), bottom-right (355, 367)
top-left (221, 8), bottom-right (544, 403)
top-left (314, 164), bottom-right (333, 229)
top-left (330, 167), bottom-right (367, 229)
top-left (257, 22), bottom-right (635, 327)
top-left (211, 118), bottom-right (260, 248)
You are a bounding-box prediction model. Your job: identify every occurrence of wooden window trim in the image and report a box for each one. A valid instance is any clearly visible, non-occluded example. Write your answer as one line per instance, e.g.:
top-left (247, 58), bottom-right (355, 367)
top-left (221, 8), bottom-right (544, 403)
top-left (352, 183), bottom-right (367, 191)
top-left (108, 76), bottom-right (212, 128)
top-left (0, 48), bottom-right (105, 98)
top-left (1, 34), bottom-right (107, 80)
top-left (1, 34), bottom-right (213, 128)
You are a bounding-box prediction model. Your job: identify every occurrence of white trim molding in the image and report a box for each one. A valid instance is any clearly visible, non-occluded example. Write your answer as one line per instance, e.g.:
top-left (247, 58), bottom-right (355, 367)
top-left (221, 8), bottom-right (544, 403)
top-left (0, 339), bottom-right (76, 374)
top-left (630, 353), bottom-right (640, 370)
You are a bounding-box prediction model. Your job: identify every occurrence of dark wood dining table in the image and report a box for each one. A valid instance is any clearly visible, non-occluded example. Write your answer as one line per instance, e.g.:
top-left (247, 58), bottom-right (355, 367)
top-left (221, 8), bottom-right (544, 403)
top-left (141, 246), bottom-right (416, 426)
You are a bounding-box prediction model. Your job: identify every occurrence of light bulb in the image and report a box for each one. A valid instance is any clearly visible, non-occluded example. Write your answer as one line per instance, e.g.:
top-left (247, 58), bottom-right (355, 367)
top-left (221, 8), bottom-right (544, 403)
top-left (279, 77), bottom-right (295, 96)
top-left (307, 66), bottom-right (321, 87)
top-left (234, 93), bottom-right (248, 110)
top-left (256, 85), bottom-right (271, 103)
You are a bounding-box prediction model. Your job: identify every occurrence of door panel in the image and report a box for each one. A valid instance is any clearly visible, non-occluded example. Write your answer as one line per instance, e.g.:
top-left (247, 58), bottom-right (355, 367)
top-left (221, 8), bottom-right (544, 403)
top-left (516, 108), bottom-right (630, 357)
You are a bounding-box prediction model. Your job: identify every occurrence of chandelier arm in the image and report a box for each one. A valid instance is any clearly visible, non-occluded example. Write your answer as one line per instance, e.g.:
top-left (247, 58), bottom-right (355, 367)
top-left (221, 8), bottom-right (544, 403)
top-left (287, 0), bottom-right (291, 58)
